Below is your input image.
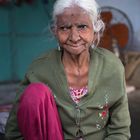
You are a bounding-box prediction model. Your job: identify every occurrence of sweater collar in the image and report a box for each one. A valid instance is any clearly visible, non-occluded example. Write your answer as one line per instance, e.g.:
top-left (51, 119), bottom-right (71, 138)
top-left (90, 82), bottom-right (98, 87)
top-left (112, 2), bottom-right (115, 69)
top-left (54, 49), bottom-right (103, 105)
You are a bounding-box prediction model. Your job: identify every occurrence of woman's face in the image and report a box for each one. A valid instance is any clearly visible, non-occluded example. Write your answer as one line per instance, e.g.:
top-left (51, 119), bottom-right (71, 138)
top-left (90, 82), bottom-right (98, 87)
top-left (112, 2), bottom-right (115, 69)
top-left (55, 6), bottom-right (95, 55)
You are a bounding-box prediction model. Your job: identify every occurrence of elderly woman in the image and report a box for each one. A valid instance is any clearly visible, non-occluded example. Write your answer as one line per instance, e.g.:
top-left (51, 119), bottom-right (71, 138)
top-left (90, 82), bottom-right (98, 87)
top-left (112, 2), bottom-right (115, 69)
top-left (5, 0), bottom-right (131, 140)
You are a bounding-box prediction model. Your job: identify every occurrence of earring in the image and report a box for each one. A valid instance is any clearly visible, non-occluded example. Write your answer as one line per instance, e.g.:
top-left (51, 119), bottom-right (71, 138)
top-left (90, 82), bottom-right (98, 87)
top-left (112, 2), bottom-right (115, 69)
top-left (91, 44), bottom-right (95, 49)
top-left (57, 45), bottom-right (61, 51)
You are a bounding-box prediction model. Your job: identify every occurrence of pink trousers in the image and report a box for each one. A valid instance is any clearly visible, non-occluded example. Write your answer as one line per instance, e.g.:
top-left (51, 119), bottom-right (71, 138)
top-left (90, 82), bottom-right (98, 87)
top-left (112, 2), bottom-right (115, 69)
top-left (17, 83), bottom-right (64, 140)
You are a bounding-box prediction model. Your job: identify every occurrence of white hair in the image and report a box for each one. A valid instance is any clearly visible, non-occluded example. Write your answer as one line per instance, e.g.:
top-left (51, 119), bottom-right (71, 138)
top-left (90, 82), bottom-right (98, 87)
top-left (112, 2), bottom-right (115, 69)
top-left (52, 0), bottom-right (105, 47)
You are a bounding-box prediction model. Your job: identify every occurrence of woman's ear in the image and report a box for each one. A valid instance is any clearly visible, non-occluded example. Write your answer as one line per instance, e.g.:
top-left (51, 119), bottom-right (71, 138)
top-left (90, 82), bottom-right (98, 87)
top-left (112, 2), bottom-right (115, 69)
top-left (94, 20), bottom-right (104, 33)
top-left (51, 26), bottom-right (57, 37)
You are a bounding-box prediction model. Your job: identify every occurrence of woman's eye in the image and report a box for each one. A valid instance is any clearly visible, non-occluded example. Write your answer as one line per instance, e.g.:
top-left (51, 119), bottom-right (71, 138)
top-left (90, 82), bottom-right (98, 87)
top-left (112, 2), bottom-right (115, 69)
top-left (77, 24), bottom-right (87, 30)
top-left (59, 26), bottom-right (71, 31)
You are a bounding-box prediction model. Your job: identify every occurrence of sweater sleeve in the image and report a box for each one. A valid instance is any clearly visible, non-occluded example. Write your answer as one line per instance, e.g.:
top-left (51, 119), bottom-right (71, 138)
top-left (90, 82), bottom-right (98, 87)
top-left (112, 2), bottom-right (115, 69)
top-left (104, 76), bottom-right (131, 140)
top-left (5, 76), bottom-right (29, 140)
top-left (5, 104), bottom-right (24, 140)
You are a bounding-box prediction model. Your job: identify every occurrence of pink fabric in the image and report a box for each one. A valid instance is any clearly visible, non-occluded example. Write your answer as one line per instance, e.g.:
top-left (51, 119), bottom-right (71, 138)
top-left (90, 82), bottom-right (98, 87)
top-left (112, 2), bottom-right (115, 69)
top-left (69, 86), bottom-right (88, 103)
top-left (17, 83), bottom-right (64, 140)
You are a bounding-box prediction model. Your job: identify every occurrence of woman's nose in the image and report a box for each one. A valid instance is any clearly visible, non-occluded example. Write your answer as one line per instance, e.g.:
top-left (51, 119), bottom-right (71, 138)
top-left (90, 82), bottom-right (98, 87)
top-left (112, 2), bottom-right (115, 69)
top-left (69, 27), bottom-right (80, 42)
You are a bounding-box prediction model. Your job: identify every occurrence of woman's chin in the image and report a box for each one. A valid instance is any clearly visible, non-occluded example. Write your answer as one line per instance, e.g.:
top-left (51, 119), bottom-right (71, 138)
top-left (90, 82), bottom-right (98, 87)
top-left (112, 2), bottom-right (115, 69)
top-left (65, 47), bottom-right (88, 56)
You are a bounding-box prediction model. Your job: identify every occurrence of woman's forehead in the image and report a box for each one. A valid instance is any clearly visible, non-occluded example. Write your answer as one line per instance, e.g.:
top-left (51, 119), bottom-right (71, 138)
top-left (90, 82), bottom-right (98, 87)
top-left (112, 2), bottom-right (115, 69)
top-left (56, 6), bottom-right (92, 25)
top-left (58, 6), bottom-right (88, 17)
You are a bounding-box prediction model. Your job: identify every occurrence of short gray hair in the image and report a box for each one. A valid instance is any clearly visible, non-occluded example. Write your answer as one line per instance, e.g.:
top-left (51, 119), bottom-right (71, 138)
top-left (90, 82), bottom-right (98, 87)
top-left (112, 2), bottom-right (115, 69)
top-left (52, 0), bottom-right (105, 47)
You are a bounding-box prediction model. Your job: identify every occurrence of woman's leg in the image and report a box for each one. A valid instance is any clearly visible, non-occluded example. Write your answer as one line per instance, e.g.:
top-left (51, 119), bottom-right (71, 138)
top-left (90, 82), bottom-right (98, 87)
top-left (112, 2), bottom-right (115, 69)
top-left (17, 83), bottom-right (63, 140)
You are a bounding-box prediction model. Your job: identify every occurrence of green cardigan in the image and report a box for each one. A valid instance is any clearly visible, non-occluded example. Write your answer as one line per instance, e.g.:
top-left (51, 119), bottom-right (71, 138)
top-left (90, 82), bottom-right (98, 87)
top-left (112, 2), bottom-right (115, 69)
top-left (5, 47), bottom-right (131, 140)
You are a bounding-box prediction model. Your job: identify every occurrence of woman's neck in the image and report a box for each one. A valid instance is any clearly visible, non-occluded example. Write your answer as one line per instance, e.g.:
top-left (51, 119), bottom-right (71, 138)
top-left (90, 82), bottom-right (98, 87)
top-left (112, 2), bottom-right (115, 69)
top-left (62, 50), bottom-right (90, 68)
top-left (62, 50), bottom-right (90, 88)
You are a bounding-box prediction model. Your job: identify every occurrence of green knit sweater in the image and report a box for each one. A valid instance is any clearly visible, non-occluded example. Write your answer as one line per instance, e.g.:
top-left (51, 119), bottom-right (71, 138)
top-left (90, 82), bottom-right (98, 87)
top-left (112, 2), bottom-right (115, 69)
top-left (5, 47), bottom-right (131, 140)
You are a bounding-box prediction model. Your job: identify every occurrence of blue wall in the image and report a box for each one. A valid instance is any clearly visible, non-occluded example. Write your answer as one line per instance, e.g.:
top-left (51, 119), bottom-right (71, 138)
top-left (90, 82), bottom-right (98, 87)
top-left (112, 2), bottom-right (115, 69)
top-left (0, 0), bottom-right (56, 82)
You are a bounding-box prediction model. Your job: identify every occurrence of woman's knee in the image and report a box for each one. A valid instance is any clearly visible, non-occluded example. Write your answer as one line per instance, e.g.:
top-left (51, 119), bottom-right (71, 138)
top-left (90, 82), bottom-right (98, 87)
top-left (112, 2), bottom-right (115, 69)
top-left (19, 82), bottom-right (53, 106)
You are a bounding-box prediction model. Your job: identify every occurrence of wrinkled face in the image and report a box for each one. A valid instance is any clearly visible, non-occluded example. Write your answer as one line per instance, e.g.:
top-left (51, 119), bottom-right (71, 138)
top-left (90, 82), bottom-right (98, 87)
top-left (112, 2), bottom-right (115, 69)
top-left (55, 6), bottom-right (95, 55)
